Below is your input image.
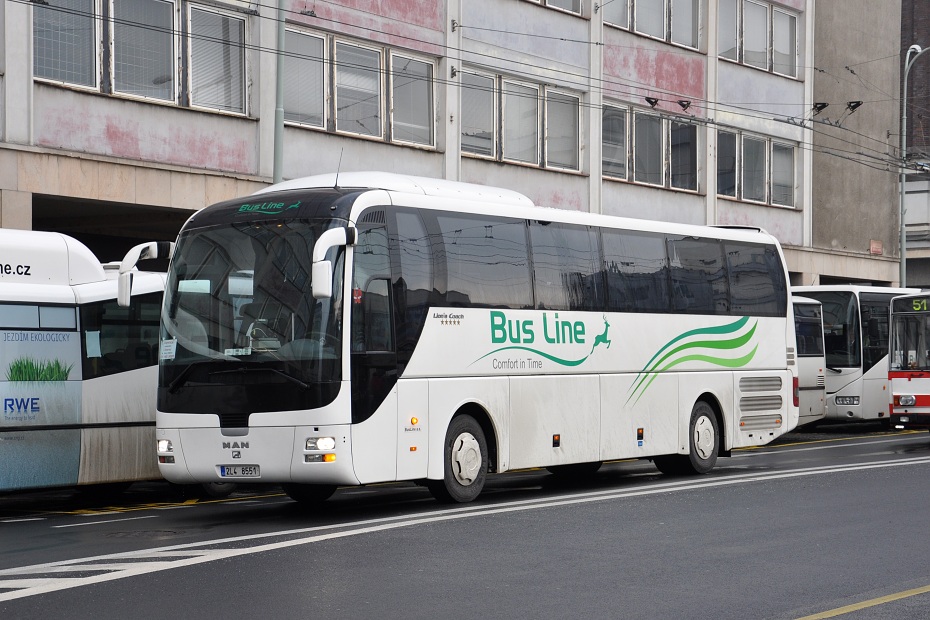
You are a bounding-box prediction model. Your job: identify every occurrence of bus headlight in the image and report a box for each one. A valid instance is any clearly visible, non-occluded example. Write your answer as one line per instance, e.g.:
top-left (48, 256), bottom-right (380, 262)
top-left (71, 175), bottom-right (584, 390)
top-left (306, 437), bottom-right (336, 451)
top-left (835, 396), bottom-right (859, 406)
top-left (895, 395), bottom-right (917, 407)
top-left (157, 439), bottom-right (173, 453)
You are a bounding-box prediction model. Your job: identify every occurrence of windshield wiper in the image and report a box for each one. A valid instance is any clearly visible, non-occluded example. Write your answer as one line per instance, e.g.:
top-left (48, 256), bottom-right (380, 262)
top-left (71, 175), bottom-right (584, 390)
top-left (166, 361), bottom-right (215, 394)
top-left (826, 366), bottom-right (843, 373)
top-left (210, 366), bottom-right (311, 389)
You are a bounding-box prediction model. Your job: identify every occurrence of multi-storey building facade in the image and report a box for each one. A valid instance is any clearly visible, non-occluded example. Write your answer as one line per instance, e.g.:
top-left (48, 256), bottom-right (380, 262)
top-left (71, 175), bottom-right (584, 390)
top-left (0, 0), bottom-right (902, 286)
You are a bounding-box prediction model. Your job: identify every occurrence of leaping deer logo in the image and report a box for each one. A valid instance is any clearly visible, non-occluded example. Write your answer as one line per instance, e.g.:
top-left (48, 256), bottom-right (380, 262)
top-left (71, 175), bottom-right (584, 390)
top-left (590, 315), bottom-right (611, 356)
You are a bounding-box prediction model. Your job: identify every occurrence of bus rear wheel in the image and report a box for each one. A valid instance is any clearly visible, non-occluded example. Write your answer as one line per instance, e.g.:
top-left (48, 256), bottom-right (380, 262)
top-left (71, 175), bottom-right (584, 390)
top-left (428, 415), bottom-right (488, 503)
top-left (654, 400), bottom-right (719, 476)
top-left (282, 483), bottom-right (337, 505)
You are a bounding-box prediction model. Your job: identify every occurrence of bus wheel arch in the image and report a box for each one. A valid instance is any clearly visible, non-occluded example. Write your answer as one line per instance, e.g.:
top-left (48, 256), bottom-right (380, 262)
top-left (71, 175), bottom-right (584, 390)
top-left (654, 395), bottom-right (723, 476)
top-left (427, 404), bottom-right (495, 503)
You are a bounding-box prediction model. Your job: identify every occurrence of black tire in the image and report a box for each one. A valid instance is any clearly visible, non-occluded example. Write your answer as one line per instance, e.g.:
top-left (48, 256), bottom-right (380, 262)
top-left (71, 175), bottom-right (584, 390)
top-left (200, 482), bottom-right (237, 498)
top-left (282, 483), bottom-right (337, 504)
top-left (654, 400), bottom-right (719, 476)
top-left (546, 461), bottom-right (602, 478)
top-left (428, 415), bottom-right (488, 503)
top-left (685, 400), bottom-right (719, 474)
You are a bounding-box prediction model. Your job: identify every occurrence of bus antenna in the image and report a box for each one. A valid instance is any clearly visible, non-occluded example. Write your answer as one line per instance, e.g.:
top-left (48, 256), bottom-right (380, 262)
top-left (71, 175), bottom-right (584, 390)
top-left (334, 149), bottom-right (344, 189)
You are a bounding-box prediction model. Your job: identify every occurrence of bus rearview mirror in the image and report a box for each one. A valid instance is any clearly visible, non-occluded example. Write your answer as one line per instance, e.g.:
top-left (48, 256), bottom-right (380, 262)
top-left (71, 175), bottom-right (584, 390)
top-left (312, 261), bottom-right (333, 299)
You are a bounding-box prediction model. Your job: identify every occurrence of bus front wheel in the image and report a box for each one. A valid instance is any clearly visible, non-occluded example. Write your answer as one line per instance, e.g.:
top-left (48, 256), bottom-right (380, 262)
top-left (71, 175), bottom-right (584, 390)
top-left (282, 483), bottom-right (337, 505)
top-left (428, 415), bottom-right (488, 503)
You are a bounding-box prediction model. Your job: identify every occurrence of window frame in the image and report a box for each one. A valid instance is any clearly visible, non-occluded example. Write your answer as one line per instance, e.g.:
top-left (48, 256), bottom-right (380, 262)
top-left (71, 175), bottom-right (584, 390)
top-left (602, 104), bottom-right (629, 181)
top-left (282, 28), bottom-right (327, 129)
top-left (502, 78), bottom-right (541, 165)
top-left (186, 4), bottom-right (247, 115)
top-left (109, 0), bottom-right (177, 102)
top-left (33, 0), bottom-right (102, 90)
top-left (716, 129), bottom-right (797, 208)
top-left (460, 69), bottom-right (498, 160)
top-left (334, 39), bottom-right (384, 139)
top-left (719, 0), bottom-right (800, 78)
top-left (389, 52), bottom-right (436, 148)
top-left (545, 88), bottom-right (581, 171)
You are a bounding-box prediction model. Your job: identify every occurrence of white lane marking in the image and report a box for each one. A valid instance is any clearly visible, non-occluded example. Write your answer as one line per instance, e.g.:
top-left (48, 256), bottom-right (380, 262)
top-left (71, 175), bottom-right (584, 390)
top-left (1, 519), bottom-right (46, 524)
top-left (51, 515), bottom-right (158, 529)
top-left (1, 455), bottom-right (930, 602)
top-left (732, 434), bottom-right (929, 457)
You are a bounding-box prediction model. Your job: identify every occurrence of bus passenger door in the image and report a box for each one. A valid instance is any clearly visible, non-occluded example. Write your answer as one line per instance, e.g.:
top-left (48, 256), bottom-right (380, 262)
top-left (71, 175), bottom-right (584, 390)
top-left (350, 223), bottom-right (399, 483)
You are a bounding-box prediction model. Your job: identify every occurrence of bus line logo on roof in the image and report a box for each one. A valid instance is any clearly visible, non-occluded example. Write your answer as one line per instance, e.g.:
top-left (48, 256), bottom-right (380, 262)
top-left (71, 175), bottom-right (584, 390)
top-left (626, 316), bottom-right (758, 406)
top-left (471, 311), bottom-right (611, 369)
top-left (237, 201), bottom-right (302, 214)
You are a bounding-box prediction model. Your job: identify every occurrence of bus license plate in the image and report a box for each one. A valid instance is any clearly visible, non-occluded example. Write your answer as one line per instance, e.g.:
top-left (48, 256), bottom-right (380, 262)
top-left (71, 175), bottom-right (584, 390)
top-left (220, 465), bottom-right (260, 478)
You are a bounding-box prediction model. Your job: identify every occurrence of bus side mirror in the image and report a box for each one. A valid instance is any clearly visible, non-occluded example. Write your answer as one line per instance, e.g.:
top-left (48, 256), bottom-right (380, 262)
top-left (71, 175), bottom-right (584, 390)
top-left (312, 261), bottom-right (333, 299)
top-left (311, 226), bottom-right (357, 300)
top-left (117, 241), bottom-right (175, 307)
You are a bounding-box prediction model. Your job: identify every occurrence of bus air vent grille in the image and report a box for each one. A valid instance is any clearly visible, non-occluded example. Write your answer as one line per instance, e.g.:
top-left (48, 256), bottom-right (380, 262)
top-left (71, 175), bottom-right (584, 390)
top-left (739, 376), bottom-right (783, 392)
top-left (218, 412), bottom-right (252, 428)
top-left (739, 395), bottom-right (783, 412)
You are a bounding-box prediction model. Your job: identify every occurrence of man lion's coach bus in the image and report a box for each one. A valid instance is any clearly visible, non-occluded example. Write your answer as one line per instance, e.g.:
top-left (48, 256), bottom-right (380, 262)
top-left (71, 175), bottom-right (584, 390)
top-left (121, 172), bottom-right (799, 504)
top-left (889, 292), bottom-right (930, 432)
top-left (0, 229), bottom-right (165, 492)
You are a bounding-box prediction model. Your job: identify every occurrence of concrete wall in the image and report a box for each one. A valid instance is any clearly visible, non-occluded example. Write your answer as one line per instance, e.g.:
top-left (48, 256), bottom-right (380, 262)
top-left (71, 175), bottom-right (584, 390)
top-left (811, 0), bottom-right (901, 276)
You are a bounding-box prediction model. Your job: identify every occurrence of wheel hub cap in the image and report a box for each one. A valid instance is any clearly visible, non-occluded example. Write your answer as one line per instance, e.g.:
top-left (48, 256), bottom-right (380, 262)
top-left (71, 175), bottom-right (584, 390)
top-left (451, 432), bottom-right (481, 486)
top-left (693, 416), bottom-right (715, 460)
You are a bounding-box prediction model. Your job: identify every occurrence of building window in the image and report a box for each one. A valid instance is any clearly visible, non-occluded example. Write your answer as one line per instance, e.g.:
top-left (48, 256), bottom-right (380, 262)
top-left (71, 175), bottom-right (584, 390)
top-left (608, 105), bottom-right (697, 192)
top-left (611, 0), bottom-right (699, 49)
top-left (719, 0), bottom-right (798, 77)
top-left (33, 0), bottom-right (97, 87)
top-left (113, 0), bottom-right (174, 100)
top-left (461, 71), bottom-right (496, 158)
top-left (335, 42), bottom-right (382, 138)
top-left (634, 112), bottom-right (663, 185)
top-left (283, 30), bottom-right (325, 127)
top-left (602, 0), bottom-right (629, 28)
top-left (717, 130), bottom-right (796, 207)
top-left (603, 106), bottom-right (628, 179)
top-left (503, 81), bottom-right (540, 164)
top-left (547, 91), bottom-right (580, 170)
top-left (529, 0), bottom-right (582, 14)
top-left (670, 121), bottom-right (697, 190)
top-left (391, 54), bottom-right (434, 146)
top-left (460, 71), bottom-right (581, 172)
top-left (189, 7), bottom-right (245, 114)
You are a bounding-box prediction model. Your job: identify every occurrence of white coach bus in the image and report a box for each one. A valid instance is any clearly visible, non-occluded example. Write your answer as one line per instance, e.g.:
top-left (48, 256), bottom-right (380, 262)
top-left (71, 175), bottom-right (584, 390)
top-left (793, 285), bottom-right (916, 424)
top-left (126, 172), bottom-right (799, 504)
top-left (792, 296), bottom-right (826, 427)
top-left (0, 229), bottom-right (165, 492)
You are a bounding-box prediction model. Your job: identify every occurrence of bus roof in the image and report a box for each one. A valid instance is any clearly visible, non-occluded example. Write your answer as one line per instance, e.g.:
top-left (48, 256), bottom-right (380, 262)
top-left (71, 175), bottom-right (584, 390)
top-left (253, 171), bottom-right (536, 208)
top-left (0, 229), bottom-right (106, 286)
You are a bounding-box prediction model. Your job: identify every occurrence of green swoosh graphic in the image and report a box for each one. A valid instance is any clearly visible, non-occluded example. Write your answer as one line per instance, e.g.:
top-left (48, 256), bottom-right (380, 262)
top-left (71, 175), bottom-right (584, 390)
top-left (628, 345), bottom-right (759, 406)
top-left (637, 316), bottom-right (750, 374)
top-left (627, 321), bottom-right (758, 400)
top-left (626, 317), bottom-right (759, 406)
top-left (470, 345), bottom-right (589, 368)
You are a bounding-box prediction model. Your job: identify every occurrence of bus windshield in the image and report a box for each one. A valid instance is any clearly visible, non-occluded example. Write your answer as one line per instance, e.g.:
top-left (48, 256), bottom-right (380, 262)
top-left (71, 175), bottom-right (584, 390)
top-left (891, 312), bottom-right (930, 371)
top-left (816, 291), bottom-right (860, 368)
top-left (160, 220), bottom-right (344, 395)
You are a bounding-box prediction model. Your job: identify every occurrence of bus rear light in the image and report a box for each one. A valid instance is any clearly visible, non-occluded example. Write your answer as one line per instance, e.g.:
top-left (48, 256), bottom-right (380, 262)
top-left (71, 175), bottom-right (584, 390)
top-left (158, 455), bottom-right (175, 464)
top-left (792, 377), bottom-right (799, 408)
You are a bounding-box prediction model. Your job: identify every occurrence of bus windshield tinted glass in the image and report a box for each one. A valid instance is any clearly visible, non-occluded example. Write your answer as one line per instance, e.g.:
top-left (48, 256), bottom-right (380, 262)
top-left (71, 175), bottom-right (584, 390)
top-left (891, 314), bottom-right (930, 371)
top-left (816, 291), bottom-right (860, 368)
top-left (160, 220), bottom-right (344, 387)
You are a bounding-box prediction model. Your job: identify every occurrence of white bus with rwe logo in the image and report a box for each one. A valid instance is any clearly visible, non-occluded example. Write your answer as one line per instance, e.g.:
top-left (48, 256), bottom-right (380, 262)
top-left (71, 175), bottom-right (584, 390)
top-left (125, 172), bottom-right (798, 504)
top-left (0, 229), bottom-right (166, 493)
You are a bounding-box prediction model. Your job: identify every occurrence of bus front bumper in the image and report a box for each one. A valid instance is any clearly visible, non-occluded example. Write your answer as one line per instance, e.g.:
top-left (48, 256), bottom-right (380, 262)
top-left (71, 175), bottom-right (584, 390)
top-left (155, 425), bottom-right (361, 486)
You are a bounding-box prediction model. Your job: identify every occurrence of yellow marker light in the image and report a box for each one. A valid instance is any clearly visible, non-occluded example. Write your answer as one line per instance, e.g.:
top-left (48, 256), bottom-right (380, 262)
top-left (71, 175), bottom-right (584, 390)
top-left (410, 446), bottom-right (417, 452)
top-left (410, 417), bottom-right (419, 425)
top-left (323, 454), bottom-right (337, 463)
